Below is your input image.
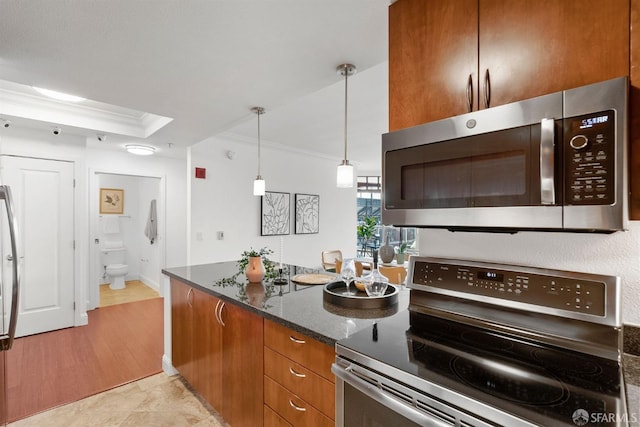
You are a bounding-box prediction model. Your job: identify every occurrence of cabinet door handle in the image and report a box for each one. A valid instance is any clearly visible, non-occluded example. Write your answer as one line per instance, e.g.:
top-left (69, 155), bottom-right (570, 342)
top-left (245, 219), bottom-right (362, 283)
top-left (289, 367), bottom-right (306, 378)
top-left (213, 300), bottom-right (221, 325)
top-left (289, 336), bottom-right (306, 344)
top-left (483, 68), bottom-right (491, 108)
top-left (466, 74), bottom-right (474, 112)
top-left (218, 302), bottom-right (226, 327)
top-left (187, 288), bottom-right (193, 308)
top-left (288, 399), bottom-right (306, 412)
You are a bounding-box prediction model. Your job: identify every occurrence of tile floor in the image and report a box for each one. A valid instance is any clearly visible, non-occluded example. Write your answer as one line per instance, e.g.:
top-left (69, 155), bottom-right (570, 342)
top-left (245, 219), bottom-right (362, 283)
top-left (8, 373), bottom-right (227, 427)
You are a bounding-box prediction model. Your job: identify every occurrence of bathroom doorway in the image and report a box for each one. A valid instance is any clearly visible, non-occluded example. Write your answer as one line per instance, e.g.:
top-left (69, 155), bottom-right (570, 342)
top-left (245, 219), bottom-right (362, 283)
top-left (89, 171), bottom-right (165, 309)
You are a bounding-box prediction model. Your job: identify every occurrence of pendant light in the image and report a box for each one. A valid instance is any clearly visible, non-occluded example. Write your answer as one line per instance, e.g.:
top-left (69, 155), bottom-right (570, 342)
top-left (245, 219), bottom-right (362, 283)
top-left (336, 63), bottom-right (356, 188)
top-left (252, 106), bottom-right (266, 196)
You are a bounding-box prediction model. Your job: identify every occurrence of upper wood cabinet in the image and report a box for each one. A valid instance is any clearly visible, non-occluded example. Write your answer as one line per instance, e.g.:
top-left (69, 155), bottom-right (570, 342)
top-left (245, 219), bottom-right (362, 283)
top-left (630, 0), bottom-right (640, 217)
top-left (389, 0), bottom-right (478, 131)
top-left (389, 0), bottom-right (630, 131)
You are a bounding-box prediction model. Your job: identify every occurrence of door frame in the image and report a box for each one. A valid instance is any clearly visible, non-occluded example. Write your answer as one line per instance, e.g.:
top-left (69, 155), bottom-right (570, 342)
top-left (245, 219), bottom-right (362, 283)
top-left (88, 169), bottom-right (167, 310)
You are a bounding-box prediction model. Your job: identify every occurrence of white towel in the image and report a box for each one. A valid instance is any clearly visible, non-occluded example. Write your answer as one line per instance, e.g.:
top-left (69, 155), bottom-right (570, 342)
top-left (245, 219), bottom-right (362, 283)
top-left (144, 199), bottom-right (157, 244)
top-left (101, 216), bottom-right (120, 234)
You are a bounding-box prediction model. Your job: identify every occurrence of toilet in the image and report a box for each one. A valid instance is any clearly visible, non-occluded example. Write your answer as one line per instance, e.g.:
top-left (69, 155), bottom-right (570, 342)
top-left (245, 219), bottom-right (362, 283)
top-left (101, 241), bottom-right (129, 290)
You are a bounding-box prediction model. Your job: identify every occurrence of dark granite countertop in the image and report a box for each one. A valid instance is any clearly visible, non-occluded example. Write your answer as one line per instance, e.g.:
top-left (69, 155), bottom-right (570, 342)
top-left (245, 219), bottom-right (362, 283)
top-left (624, 354), bottom-right (640, 425)
top-left (162, 261), bottom-right (409, 346)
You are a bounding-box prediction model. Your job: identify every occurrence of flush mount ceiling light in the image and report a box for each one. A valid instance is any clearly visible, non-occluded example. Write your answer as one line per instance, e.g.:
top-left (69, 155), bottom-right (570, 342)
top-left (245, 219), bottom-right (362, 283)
top-left (252, 106), bottom-right (266, 196)
top-left (336, 63), bottom-right (356, 188)
top-left (125, 144), bottom-right (155, 156)
top-left (32, 86), bottom-right (86, 103)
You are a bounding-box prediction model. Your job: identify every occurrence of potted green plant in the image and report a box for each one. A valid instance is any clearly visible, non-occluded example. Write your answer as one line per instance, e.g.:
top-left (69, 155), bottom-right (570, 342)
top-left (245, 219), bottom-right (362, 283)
top-left (395, 242), bottom-right (408, 264)
top-left (241, 247), bottom-right (276, 282)
top-left (357, 216), bottom-right (377, 255)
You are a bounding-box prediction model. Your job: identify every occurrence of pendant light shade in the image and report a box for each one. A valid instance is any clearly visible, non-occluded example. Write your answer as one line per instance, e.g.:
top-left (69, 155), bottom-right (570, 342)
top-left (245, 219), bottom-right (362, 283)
top-left (336, 63), bottom-right (356, 188)
top-left (252, 106), bottom-right (266, 196)
top-left (337, 160), bottom-right (354, 188)
top-left (253, 177), bottom-right (265, 195)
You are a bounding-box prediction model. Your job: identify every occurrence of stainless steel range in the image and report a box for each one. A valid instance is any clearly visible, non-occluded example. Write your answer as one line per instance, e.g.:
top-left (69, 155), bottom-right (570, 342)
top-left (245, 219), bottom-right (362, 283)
top-left (333, 257), bottom-right (628, 426)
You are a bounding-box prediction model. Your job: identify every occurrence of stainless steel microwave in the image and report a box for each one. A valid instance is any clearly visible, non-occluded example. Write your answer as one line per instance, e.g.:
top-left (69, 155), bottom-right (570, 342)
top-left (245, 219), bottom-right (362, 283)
top-left (382, 77), bottom-right (629, 232)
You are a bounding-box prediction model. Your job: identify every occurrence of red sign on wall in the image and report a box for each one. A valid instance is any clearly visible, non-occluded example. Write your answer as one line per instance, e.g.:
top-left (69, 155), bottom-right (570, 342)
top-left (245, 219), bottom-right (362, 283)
top-left (195, 167), bottom-right (206, 179)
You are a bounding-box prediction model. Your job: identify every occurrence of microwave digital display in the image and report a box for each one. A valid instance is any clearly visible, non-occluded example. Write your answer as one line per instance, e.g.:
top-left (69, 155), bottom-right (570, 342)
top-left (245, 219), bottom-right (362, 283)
top-left (580, 115), bottom-right (608, 129)
top-left (573, 112), bottom-right (611, 131)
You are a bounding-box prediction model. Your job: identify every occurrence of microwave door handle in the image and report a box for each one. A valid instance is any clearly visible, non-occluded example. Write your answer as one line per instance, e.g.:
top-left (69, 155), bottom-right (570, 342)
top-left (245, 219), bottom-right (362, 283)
top-left (540, 118), bottom-right (556, 205)
top-left (0, 186), bottom-right (19, 350)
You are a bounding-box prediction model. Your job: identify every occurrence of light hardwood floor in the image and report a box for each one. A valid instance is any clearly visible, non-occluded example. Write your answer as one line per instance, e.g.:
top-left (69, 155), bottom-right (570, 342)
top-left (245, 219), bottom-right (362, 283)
top-left (99, 280), bottom-right (160, 307)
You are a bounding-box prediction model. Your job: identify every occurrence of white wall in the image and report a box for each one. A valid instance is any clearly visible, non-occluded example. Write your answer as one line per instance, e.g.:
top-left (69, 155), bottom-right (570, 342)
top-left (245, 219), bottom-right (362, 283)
top-left (189, 136), bottom-right (357, 269)
top-left (418, 224), bottom-right (640, 325)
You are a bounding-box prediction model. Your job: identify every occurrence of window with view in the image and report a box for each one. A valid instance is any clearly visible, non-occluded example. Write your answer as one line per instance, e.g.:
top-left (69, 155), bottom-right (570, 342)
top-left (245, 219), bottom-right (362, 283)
top-left (357, 176), bottom-right (417, 258)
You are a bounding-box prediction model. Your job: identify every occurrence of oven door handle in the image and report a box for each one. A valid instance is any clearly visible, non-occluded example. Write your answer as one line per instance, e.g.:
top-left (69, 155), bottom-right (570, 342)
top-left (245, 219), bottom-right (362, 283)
top-left (540, 118), bottom-right (556, 205)
top-left (332, 363), bottom-right (451, 427)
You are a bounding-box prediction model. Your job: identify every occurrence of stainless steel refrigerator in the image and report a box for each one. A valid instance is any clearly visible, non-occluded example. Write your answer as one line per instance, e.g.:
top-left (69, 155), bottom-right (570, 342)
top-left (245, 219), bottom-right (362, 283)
top-left (0, 185), bottom-right (20, 425)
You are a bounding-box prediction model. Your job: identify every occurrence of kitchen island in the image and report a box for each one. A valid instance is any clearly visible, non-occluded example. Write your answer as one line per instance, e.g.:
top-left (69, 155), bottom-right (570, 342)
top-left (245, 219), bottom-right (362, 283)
top-left (162, 261), bottom-right (409, 427)
top-left (164, 261), bottom-right (640, 426)
top-left (162, 261), bottom-right (409, 345)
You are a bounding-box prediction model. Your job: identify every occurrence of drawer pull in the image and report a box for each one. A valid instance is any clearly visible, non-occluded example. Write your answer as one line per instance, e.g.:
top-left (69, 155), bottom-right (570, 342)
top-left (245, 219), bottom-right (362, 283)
top-left (289, 336), bottom-right (306, 344)
top-left (289, 367), bottom-right (306, 378)
top-left (289, 399), bottom-right (306, 412)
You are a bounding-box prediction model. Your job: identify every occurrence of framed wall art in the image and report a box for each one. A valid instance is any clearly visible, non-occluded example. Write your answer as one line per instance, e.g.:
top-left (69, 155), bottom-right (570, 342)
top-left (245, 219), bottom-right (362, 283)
top-left (261, 191), bottom-right (290, 236)
top-left (100, 188), bottom-right (124, 214)
top-left (295, 193), bottom-right (319, 234)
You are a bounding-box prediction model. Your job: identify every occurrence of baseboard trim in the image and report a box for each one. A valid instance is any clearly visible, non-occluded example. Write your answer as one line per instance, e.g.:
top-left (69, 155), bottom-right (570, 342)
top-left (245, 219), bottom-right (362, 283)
top-left (139, 274), bottom-right (160, 292)
top-left (162, 354), bottom-right (178, 376)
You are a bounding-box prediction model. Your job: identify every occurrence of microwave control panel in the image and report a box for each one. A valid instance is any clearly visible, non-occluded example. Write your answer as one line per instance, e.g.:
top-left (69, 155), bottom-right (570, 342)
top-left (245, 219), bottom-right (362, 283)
top-left (564, 109), bottom-right (615, 205)
top-left (411, 260), bottom-right (606, 317)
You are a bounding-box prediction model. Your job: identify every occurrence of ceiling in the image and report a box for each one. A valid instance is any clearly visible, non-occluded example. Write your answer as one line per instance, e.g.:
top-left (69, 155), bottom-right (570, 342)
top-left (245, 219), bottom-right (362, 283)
top-left (0, 0), bottom-right (390, 173)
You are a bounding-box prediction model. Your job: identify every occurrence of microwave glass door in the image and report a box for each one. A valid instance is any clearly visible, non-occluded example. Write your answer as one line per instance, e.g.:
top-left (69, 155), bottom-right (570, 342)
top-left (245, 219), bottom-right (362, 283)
top-left (384, 123), bottom-right (553, 210)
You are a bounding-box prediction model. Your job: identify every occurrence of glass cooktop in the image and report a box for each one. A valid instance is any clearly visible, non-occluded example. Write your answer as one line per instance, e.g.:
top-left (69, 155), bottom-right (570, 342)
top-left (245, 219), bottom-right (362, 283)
top-left (337, 310), bottom-right (627, 426)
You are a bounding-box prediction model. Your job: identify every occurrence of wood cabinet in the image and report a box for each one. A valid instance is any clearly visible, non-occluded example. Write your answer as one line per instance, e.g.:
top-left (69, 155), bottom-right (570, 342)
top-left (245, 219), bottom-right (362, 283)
top-left (389, 0), bottom-right (630, 131)
top-left (263, 319), bottom-right (335, 426)
top-left (630, 0), bottom-right (640, 217)
top-left (170, 279), bottom-right (197, 385)
top-left (389, 0), bottom-right (478, 131)
top-left (219, 299), bottom-right (264, 427)
top-left (170, 279), bottom-right (263, 427)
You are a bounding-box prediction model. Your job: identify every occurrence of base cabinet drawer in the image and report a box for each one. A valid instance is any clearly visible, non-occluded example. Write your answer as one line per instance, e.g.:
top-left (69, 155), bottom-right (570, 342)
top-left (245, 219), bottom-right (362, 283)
top-left (264, 405), bottom-right (292, 427)
top-left (264, 347), bottom-right (334, 418)
top-left (264, 376), bottom-right (333, 427)
top-left (264, 319), bottom-right (335, 382)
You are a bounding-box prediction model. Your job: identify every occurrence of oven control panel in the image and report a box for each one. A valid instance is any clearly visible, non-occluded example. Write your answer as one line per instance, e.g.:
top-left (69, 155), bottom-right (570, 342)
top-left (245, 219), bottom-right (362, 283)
top-left (411, 260), bottom-right (606, 317)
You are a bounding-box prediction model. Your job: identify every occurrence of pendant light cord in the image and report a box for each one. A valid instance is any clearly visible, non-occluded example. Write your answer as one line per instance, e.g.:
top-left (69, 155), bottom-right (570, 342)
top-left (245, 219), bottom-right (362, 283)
top-left (257, 110), bottom-right (261, 177)
top-left (252, 106), bottom-right (265, 178)
top-left (343, 68), bottom-right (348, 163)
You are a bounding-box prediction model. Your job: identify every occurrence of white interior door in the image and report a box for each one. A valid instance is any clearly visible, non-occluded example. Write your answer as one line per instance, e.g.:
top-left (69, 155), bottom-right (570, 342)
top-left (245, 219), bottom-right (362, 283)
top-left (0, 156), bottom-right (75, 337)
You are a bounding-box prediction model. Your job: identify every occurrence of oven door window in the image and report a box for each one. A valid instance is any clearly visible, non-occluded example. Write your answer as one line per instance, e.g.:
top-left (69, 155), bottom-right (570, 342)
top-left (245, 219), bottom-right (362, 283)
top-left (385, 124), bottom-right (546, 209)
top-left (344, 383), bottom-right (423, 427)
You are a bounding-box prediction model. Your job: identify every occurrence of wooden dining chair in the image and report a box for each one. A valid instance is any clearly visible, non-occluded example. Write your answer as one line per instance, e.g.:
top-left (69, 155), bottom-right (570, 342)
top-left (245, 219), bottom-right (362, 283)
top-left (321, 250), bottom-right (342, 272)
top-left (378, 266), bottom-right (407, 284)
